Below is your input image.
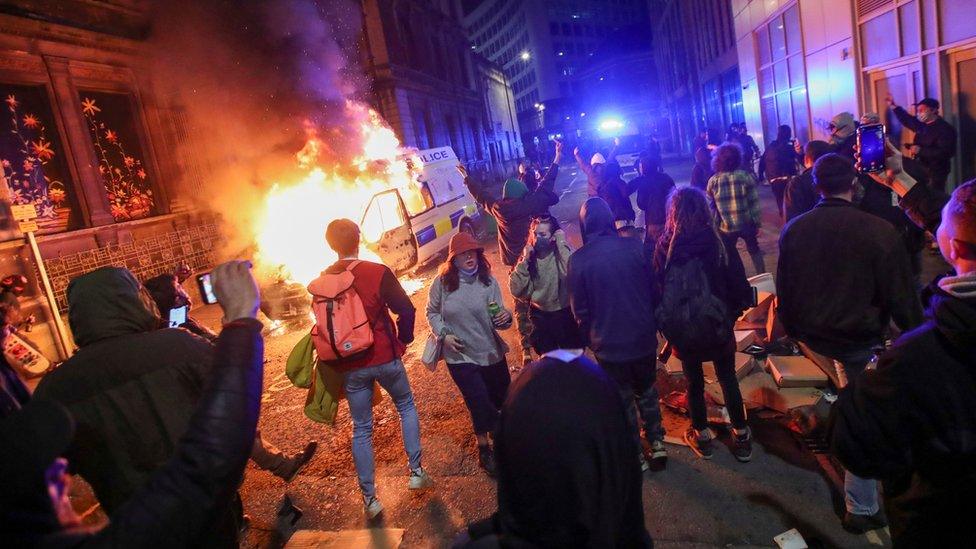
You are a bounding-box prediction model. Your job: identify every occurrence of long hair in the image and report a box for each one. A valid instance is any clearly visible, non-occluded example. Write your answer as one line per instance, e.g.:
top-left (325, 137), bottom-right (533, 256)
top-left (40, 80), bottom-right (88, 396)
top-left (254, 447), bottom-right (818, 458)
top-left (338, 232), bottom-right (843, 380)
top-left (660, 186), bottom-right (727, 268)
top-left (526, 216), bottom-right (563, 280)
top-left (711, 142), bottom-right (743, 173)
top-left (439, 250), bottom-right (492, 292)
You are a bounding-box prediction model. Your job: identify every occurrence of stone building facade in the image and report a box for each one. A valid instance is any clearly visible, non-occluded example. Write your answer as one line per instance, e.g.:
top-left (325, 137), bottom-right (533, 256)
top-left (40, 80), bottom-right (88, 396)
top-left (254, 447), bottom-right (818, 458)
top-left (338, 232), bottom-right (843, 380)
top-left (0, 1), bottom-right (216, 362)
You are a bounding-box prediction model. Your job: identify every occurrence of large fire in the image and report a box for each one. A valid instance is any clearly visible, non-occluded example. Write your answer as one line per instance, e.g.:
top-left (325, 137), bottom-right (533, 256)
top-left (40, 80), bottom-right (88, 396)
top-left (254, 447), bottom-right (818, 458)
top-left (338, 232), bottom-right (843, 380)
top-left (252, 103), bottom-right (426, 293)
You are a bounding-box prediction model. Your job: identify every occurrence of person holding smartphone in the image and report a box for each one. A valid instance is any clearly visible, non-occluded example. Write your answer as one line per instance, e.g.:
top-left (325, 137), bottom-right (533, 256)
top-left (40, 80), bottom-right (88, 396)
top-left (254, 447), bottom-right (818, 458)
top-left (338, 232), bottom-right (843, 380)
top-left (427, 232), bottom-right (512, 477)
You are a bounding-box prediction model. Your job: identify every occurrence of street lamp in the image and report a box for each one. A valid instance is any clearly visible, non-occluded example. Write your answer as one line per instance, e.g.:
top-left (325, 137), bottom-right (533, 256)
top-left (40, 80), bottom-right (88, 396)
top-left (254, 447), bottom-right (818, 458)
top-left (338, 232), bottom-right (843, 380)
top-left (520, 51), bottom-right (530, 61)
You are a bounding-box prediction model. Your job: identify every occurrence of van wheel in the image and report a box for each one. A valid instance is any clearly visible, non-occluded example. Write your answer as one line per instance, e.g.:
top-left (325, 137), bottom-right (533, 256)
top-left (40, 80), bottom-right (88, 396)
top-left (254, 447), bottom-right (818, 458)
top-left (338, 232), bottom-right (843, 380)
top-left (459, 219), bottom-right (476, 239)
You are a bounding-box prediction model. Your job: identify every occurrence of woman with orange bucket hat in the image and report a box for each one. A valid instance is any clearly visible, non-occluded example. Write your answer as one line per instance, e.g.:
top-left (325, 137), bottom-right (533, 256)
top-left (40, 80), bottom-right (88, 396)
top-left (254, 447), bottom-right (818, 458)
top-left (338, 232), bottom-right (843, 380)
top-left (427, 232), bottom-right (513, 476)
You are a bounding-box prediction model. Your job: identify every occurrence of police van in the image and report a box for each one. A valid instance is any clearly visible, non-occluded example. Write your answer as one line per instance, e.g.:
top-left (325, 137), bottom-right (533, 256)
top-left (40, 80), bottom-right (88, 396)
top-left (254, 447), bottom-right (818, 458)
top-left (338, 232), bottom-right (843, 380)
top-left (359, 146), bottom-right (482, 273)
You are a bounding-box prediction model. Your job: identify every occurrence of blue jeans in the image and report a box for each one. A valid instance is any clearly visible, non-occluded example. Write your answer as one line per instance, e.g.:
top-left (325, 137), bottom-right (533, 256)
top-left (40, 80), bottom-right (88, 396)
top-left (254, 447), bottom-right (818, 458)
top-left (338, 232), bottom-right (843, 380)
top-left (832, 347), bottom-right (881, 516)
top-left (344, 359), bottom-right (422, 500)
top-left (598, 356), bottom-right (666, 445)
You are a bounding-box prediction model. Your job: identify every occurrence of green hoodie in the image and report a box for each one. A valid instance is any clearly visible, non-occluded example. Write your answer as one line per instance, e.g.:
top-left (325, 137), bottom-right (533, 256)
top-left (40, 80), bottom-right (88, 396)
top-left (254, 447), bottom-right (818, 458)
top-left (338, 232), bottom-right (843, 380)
top-left (502, 177), bottom-right (528, 200)
top-left (67, 267), bottom-right (158, 347)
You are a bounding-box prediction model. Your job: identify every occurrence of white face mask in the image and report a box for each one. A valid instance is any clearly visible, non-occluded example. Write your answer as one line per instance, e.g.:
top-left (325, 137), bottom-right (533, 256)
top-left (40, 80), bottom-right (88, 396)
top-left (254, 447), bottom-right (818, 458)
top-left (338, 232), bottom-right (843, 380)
top-left (917, 110), bottom-right (936, 123)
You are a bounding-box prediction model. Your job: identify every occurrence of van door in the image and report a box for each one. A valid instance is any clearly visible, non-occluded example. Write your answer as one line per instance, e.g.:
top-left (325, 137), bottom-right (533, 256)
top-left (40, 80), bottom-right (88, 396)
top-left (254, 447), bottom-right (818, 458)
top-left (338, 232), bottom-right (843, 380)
top-left (360, 189), bottom-right (418, 273)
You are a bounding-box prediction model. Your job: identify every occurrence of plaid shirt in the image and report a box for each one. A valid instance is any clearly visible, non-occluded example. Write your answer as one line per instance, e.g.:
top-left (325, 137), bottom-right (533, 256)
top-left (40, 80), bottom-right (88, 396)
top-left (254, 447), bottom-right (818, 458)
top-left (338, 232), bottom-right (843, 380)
top-left (706, 170), bottom-right (762, 233)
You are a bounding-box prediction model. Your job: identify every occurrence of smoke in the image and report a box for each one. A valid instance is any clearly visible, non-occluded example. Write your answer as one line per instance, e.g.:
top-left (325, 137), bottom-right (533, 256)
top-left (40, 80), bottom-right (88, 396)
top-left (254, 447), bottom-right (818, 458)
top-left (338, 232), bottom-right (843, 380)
top-left (146, 0), bottom-right (369, 260)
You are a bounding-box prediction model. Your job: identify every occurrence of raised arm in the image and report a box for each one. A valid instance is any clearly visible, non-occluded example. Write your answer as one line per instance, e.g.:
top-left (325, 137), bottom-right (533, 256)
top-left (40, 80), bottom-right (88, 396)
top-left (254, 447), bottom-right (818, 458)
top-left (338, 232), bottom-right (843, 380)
top-left (458, 164), bottom-right (492, 208)
top-left (86, 261), bottom-right (263, 547)
top-left (574, 147), bottom-right (594, 176)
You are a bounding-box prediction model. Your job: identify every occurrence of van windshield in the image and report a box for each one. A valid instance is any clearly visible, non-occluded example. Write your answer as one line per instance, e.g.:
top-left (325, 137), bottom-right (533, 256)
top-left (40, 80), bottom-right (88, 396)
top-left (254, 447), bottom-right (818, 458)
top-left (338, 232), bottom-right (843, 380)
top-left (403, 183), bottom-right (433, 217)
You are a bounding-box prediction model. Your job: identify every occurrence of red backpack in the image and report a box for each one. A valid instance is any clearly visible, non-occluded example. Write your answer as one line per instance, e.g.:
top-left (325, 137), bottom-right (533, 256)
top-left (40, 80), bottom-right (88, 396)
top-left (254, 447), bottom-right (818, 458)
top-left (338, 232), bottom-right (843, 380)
top-left (307, 261), bottom-right (374, 363)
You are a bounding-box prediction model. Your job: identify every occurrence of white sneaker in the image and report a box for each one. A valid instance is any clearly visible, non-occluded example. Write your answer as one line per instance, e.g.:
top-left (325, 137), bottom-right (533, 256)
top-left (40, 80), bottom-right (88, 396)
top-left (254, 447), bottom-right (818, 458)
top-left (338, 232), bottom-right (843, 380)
top-left (408, 467), bottom-right (434, 490)
top-left (364, 496), bottom-right (383, 519)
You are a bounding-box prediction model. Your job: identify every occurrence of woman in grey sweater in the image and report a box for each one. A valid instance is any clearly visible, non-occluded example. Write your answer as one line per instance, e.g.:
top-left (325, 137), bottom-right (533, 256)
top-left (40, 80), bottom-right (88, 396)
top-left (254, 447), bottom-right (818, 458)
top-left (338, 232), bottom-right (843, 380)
top-left (427, 233), bottom-right (512, 476)
top-left (510, 216), bottom-right (583, 354)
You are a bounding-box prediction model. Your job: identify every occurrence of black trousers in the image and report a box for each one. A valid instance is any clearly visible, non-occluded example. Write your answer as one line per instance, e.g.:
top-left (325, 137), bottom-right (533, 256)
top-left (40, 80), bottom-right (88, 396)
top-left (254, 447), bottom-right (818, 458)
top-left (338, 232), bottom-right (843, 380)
top-left (528, 306), bottom-right (585, 355)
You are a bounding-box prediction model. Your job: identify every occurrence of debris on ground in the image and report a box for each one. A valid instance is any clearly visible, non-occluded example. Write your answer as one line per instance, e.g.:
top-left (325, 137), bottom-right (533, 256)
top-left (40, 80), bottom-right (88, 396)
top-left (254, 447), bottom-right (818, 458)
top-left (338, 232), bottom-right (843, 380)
top-left (773, 528), bottom-right (808, 549)
top-left (284, 529), bottom-right (405, 548)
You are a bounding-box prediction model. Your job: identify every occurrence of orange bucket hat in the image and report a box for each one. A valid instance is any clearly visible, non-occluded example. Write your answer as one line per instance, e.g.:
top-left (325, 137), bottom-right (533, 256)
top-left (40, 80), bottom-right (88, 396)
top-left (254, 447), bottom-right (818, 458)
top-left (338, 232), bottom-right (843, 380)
top-left (447, 232), bottom-right (483, 261)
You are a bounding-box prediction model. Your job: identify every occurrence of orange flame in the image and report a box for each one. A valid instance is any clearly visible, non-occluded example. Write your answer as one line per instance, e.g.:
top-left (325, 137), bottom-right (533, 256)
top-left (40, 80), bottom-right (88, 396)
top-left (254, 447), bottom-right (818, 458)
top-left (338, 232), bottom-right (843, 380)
top-left (252, 102), bottom-right (426, 291)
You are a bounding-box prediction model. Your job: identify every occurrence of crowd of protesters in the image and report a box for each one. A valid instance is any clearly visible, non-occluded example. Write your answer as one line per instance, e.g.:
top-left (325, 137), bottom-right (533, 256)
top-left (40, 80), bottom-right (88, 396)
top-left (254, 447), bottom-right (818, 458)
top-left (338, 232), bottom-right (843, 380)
top-left (0, 92), bottom-right (972, 548)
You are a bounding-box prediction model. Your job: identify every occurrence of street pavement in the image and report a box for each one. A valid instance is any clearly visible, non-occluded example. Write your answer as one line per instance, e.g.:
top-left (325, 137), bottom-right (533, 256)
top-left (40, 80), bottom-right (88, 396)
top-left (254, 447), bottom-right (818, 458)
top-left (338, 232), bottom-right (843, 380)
top-left (224, 155), bottom-right (947, 548)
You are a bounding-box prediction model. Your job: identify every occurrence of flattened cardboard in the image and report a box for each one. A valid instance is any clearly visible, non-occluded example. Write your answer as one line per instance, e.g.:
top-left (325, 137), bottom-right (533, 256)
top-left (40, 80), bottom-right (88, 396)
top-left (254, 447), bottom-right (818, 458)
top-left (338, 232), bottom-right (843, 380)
top-left (738, 291), bottom-right (774, 323)
top-left (735, 329), bottom-right (759, 351)
top-left (767, 355), bottom-right (829, 388)
top-left (796, 340), bottom-right (843, 387)
top-left (748, 272), bottom-right (776, 295)
top-left (666, 353), bottom-right (757, 382)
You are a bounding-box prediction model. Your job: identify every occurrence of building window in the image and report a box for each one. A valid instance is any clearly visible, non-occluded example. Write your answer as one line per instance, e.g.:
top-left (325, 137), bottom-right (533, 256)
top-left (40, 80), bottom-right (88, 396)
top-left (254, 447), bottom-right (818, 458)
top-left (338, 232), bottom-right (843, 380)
top-left (755, 4), bottom-right (809, 142)
top-left (79, 92), bottom-right (156, 222)
top-left (0, 82), bottom-right (82, 236)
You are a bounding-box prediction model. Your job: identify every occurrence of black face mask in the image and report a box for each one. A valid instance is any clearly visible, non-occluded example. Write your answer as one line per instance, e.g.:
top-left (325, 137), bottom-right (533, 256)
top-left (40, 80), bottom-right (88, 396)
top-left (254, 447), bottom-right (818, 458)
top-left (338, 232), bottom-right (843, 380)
top-left (534, 238), bottom-right (554, 253)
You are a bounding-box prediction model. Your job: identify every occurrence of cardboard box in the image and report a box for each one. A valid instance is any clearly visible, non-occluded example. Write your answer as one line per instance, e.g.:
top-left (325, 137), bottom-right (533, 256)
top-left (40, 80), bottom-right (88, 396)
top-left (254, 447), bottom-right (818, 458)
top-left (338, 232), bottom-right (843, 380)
top-left (735, 329), bottom-right (759, 351)
top-left (765, 296), bottom-right (787, 342)
top-left (706, 367), bottom-right (775, 408)
top-left (795, 341), bottom-right (843, 388)
top-left (665, 352), bottom-right (758, 382)
top-left (748, 272), bottom-right (776, 295)
top-left (763, 387), bottom-right (824, 414)
top-left (738, 291), bottom-right (774, 323)
top-left (767, 355), bottom-right (829, 388)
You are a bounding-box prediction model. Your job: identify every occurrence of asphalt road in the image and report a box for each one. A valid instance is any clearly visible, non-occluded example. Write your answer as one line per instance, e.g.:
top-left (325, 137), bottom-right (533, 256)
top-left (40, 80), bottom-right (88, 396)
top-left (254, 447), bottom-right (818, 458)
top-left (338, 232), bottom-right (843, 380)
top-left (222, 155), bottom-right (913, 548)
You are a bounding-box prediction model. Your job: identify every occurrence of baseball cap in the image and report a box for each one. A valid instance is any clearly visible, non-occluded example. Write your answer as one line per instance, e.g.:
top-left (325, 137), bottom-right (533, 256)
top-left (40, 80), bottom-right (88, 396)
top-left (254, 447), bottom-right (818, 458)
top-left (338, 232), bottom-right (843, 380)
top-left (914, 98), bottom-right (940, 110)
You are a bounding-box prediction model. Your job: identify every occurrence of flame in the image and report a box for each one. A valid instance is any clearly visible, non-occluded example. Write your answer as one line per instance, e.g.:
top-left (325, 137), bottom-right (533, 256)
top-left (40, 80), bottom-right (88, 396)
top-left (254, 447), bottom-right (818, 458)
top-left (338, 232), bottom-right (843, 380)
top-left (252, 102), bottom-right (427, 292)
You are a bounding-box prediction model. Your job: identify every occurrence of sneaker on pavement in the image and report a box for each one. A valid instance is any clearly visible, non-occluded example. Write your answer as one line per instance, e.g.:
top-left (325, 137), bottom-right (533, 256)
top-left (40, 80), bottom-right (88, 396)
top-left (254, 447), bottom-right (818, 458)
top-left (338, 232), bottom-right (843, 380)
top-left (639, 453), bottom-right (650, 472)
top-left (649, 439), bottom-right (668, 469)
top-left (408, 467), bottom-right (434, 490)
top-left (732, 428), bottom-right (753, 463)
top-left (478, 444), bottom-right (496, 477)
top-left (684, 427), bottom-right (714, 460)
top-left (276, 440), bottom-right (318, 482)
top-left (364, 496), bottom-right (383, 520)
top-left (842, 510), bottom-right (887, 534)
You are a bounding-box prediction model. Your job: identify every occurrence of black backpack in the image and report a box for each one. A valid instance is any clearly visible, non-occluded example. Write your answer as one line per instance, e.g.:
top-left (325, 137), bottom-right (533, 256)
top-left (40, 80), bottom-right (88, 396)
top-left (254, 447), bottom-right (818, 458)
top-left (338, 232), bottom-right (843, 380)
top-left (655, 255), bottom-right (731, 351)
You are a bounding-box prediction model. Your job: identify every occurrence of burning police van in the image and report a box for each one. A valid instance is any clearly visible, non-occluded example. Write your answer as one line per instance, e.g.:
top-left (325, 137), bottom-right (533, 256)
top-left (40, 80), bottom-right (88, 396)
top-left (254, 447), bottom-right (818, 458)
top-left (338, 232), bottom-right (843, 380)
top-left (359, 146), bottom-right (482, 274)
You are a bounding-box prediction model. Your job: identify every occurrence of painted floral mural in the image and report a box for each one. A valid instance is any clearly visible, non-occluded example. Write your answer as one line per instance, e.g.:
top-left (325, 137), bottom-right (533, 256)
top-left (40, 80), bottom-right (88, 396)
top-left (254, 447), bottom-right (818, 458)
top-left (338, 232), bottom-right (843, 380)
top-left (0, 83), bottom-right (77, 235)
top-left (79, 92), bottom-right (155, 221)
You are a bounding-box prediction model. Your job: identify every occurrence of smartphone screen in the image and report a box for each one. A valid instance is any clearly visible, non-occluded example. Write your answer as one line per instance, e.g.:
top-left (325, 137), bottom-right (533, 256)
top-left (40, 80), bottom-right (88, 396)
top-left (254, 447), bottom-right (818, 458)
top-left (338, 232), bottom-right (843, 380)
top-left (168, 305), bottom-right (188, 328)
top-left (857, 124), bottom-right (886, 173)
top-left (196, 273), bottom-right (218, 305)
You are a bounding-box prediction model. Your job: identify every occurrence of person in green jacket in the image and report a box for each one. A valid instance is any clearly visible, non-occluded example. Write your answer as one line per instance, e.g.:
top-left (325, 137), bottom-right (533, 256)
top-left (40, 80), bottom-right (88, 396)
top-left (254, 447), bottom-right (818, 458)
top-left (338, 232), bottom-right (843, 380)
top-left (509, 216), bottom-right (583, 355)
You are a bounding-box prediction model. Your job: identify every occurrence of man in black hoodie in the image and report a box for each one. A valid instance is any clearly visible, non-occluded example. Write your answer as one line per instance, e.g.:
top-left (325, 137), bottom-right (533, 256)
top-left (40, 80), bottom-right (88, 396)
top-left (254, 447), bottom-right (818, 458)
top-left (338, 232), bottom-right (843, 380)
top-left (887, 95), bottom-right (957, 192)
top-left (567, 197), bottom-right (666, 469)
top-left (829, 180), bottom-right (976, 547)
top-left (34, 267), bottom-right (245, 545)
top-left (461, 143), bottom-right (562, 366)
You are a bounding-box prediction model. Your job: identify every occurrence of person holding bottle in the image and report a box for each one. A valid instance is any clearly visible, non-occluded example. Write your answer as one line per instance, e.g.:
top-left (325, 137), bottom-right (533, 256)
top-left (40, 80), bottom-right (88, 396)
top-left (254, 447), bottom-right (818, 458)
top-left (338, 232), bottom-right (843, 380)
top-left (427, 232), bottom-right (513, 476)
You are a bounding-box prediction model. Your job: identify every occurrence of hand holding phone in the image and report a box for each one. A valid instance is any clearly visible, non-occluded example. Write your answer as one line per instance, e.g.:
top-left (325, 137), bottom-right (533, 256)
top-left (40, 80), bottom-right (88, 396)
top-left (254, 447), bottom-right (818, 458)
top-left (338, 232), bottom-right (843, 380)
top-left (856, 124), bottom-right (886, 174)
top-left (168, 305), bottom-right (188, 328)
top-left (196, 273), bottom-right (218, 305)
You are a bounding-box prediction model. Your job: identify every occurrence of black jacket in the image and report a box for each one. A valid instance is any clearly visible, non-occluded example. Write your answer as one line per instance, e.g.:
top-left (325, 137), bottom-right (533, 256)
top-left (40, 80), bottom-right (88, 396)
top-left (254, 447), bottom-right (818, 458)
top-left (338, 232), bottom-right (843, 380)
top-left (892, 107), bottom-right (957, 182)
top-left (458, 353), bottom-right (652, 549)
top-left (598, 164), bottom-right (636, 224)
top-left (34, 268), bottom-right (215, 515)
top-left (829, 277), bottom-right (976, 548)
top-left (31, 319), bottom-right (264, 548)
top-left (568, 198), bottom-right (656, 362)
top-left (628, 172), bottom-right (675, 226)
top-left (466, 167), bottom-right (559, 266)
top-left (652, 227), bottom-right (752, 362)
top-left (758, 139), bottom-right (799, 181)
top-left (776, 199), bottom-right (924, 356)
top-left (899, 182), bottom-right (949, 235)
top-left (784, 169), bottom-right (817, 221)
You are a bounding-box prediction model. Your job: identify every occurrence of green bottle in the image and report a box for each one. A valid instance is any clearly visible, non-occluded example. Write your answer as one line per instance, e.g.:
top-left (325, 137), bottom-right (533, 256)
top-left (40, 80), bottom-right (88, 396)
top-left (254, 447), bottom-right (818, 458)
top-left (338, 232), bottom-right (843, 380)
top-left (487, 301), bottom-right (501, 317)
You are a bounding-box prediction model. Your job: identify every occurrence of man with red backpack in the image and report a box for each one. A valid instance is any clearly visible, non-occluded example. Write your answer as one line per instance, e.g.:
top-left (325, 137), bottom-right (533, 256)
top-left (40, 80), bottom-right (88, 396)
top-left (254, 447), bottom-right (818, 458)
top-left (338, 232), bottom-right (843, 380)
top-left (308, 219), bottom-right (431, 520)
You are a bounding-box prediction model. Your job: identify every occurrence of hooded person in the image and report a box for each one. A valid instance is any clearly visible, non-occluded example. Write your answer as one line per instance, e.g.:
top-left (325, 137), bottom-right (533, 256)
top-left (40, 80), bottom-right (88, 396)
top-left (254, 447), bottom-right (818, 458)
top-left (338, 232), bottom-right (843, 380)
top-left (1, 260), bottom-right (265, 547)
top-left (829, 112), bottom-right (858, 158)
top-left (455, 352), bottom-right (653, 548)
top-left (597, 161), bottom-right (637, 232)
top-left (32, 267), bottom-right (245, 544)
top-left (575, 140), bottom-right (617, 197)
top-left (690, 146), bottom-right (714, 191)
top-left (461, 142), bottom-right (563, 366)
top-left (568, 198), bottom-right (668, 469)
